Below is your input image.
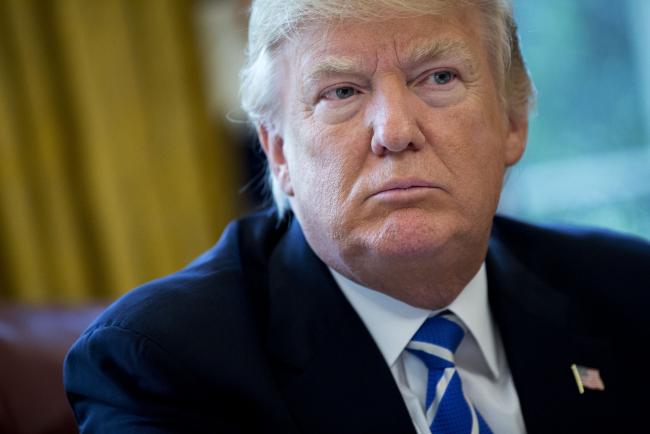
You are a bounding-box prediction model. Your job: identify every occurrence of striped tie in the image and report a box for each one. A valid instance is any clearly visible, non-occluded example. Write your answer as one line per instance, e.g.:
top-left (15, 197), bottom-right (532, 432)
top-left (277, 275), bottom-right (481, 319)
top-left (406, 314), bottom-right (493, 434)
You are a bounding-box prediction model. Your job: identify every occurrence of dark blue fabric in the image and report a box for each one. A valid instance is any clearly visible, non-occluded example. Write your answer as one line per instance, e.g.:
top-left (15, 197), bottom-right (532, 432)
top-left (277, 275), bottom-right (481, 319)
top-left (63, 212), bottom-right (650, 434)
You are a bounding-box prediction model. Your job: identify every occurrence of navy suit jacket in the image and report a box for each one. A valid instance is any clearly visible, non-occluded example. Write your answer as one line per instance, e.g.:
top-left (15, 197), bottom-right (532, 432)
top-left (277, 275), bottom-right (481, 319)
top-left (64, 211), bottom-right (650, 433)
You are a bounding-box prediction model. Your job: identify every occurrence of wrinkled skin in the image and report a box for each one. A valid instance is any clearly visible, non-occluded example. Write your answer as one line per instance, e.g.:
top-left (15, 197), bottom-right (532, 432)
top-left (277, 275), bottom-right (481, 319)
top-left (258, 7), bottom-right (527, 308)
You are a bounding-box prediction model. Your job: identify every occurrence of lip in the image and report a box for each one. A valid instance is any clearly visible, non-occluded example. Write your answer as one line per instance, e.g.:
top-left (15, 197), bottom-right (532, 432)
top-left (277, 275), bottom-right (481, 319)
top-left (368, 178), bottom-right (440, 200)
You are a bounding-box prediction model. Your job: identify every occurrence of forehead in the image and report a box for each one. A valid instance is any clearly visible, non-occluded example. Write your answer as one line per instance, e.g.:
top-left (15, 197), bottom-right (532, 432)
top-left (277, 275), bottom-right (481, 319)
top-left (286, 9), bottom-right (487, 77)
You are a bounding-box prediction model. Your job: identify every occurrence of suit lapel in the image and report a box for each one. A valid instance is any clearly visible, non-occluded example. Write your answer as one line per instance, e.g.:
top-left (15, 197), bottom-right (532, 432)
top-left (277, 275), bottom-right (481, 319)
top-left (266, 217), bottom-right (416, 434)
top-left (263, 216), bottom-right (616, 433)
top-left (487, 226), bottom-right (614, 434)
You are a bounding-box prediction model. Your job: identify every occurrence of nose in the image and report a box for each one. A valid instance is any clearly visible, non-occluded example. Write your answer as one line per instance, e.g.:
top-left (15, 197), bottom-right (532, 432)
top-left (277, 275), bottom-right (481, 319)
top-left (369, 82), bottom-right (426, 155)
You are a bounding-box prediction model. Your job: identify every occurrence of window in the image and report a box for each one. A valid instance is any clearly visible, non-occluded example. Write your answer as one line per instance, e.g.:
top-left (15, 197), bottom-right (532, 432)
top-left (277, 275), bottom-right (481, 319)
top-left (499, 0), bottom-right (650, 240)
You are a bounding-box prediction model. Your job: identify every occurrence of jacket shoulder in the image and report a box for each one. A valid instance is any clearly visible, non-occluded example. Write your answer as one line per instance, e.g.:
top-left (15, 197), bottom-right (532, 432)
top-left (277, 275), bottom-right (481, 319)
top-left (64, 210), bottom-right (294, 432)
top-left (492, 215), bottom-right (650, 266)
top-left (491, 215), bottom-right (650, 321)
top-left (82, 210), bottom-right (289, 356)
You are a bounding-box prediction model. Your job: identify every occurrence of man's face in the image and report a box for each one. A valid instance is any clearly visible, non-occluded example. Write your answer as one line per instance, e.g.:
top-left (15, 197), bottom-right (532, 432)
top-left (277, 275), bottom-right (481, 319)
top-left (260, 8), bottom-right (527, 289)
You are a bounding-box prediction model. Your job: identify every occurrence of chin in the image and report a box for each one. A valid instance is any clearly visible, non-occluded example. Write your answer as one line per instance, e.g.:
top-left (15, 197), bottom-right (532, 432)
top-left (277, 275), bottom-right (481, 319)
top-left (363, 208), bottom-right (465, 259)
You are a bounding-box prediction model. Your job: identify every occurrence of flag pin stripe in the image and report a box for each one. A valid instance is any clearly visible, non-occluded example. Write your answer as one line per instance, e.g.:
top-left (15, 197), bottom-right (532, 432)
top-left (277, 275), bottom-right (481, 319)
top-left (571, 363), bottom-right (605, 394)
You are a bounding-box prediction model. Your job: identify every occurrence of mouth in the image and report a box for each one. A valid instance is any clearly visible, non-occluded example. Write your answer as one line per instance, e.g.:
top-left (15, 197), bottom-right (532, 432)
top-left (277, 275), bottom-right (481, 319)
top-left (368, 178), bottom-right (440, 201)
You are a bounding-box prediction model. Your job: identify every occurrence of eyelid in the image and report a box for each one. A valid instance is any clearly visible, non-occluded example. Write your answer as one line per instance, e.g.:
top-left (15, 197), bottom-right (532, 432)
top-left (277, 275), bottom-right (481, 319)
top-left (413, 68), bottom-right (460, 87)
top-left (319, 83), bottom-right (362, 101)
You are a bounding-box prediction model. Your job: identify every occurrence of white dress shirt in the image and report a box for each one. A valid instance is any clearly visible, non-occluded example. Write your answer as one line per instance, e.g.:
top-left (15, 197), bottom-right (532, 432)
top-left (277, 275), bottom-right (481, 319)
top-left (330, 264), bottom-right (526, 434)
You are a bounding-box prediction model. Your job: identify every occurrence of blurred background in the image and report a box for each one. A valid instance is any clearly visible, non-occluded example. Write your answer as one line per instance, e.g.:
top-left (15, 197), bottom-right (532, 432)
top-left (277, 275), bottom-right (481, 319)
top-left (499, 0), bottom-right (650, 242)
top-left (1, 0), bottom-right (649, 305)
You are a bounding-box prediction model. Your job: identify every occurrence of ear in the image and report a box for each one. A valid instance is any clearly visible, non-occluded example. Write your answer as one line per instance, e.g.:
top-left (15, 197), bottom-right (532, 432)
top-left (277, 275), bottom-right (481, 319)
top-left (257, 122), bottom-right (295, 196)
top-left (503, 112), bottom-right (528, 167)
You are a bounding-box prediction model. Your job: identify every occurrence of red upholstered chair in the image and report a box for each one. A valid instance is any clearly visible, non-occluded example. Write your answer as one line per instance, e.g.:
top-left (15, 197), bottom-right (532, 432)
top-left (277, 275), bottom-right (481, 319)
top-left (0, 304), bottom-right (104, 434)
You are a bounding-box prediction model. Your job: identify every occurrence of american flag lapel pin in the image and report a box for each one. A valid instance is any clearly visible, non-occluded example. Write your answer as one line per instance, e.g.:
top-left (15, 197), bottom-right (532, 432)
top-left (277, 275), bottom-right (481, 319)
top-left (571, 363), bottom-right (605, 394)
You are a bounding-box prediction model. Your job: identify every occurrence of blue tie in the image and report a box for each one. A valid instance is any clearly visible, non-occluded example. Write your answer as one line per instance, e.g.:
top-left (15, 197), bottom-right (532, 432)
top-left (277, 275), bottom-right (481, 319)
top-left (406, 315), bottom-right (493, 434)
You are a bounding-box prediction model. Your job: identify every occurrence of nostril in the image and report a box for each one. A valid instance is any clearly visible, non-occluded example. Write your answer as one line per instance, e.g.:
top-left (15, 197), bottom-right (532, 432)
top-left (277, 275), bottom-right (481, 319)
top-left (371, 124), bottom-right (415, 154)
top-left (370, 134), bottom-right (388, 156)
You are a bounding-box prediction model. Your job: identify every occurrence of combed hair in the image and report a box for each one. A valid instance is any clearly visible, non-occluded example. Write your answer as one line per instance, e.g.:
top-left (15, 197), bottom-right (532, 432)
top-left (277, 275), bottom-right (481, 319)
top-left (240, 0), bottom-right (535, 217)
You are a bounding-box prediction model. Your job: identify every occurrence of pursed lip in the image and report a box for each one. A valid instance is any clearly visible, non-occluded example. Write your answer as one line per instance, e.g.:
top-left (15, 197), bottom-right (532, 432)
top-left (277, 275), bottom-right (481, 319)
top-left (367, 178), bottom-right (439, 200)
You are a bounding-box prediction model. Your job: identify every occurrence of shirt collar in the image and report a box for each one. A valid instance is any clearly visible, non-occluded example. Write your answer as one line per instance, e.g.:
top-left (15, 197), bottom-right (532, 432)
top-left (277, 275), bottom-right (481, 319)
top-left (330, 263), bottom-right (499, 378)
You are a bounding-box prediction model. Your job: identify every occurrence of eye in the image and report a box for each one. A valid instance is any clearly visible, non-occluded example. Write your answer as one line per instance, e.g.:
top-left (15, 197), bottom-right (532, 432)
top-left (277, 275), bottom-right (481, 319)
top-left (322, 86), bottom-right (358, 100)
top-left (424, 70), bottom-right (457, 86)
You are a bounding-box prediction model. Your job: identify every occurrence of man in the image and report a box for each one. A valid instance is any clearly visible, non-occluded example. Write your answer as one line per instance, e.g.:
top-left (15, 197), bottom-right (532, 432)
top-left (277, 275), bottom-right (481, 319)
top-left (64, 0), bottom-right (650, 433)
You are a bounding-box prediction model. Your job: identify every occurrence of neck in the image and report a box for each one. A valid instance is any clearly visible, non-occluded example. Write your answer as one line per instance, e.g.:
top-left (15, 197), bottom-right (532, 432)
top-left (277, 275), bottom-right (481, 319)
top-left (333, 239), bottom-right (489, 310)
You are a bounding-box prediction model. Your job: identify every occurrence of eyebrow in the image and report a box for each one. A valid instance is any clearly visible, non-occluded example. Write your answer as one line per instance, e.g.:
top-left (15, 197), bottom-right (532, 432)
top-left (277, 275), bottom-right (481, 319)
top-left (408, 38), bottom-right (478, 75)
top-left (302, 38), bottom-right (479, 89)
top-left (304, 56), bottom-right (365, 84)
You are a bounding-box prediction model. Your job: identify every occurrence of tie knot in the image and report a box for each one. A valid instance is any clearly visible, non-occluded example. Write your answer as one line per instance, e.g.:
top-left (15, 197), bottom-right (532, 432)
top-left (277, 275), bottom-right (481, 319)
top-left (406, 314), bottom-right (465, 369)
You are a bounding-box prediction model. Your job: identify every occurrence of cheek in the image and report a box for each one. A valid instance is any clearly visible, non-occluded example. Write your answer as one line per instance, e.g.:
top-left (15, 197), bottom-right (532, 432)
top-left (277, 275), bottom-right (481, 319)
top-left (431, 102), bottom-right (508, 198)
top-left (293, 122), bottom-right (368, 199)
top-left (447, 91), bottom-right (507, 158)
top-left (285, 127), bottom-right (352, 217)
